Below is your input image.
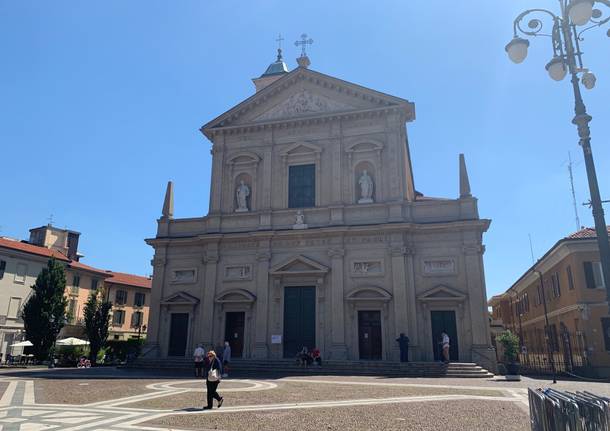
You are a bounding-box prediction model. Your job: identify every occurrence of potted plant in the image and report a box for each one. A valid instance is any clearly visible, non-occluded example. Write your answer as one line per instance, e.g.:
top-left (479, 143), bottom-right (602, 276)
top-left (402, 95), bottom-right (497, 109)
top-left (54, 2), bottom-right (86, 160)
top-left (496, 330), bottom-right (521, 380)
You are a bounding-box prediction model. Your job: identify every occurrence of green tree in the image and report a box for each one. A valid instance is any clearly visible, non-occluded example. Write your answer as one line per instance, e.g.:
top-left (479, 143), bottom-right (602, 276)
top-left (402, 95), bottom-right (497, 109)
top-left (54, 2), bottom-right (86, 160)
top-left (22, 258), bottom-right (68, 362)
top-left (83, 287), bottom-right (112, 364)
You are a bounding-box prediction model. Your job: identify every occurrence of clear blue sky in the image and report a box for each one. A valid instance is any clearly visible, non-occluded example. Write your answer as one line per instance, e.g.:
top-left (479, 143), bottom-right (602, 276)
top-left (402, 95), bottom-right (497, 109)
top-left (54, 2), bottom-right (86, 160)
top-left (1, 1), bottom-right (609, 298)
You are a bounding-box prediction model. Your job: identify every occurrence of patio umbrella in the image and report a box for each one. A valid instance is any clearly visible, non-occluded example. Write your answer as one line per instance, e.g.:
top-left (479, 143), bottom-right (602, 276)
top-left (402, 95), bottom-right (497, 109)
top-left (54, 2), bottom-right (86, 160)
top-left (55, 337), bottom-right (90, 346)
top-left (8, 341), bottom-right (33, 347)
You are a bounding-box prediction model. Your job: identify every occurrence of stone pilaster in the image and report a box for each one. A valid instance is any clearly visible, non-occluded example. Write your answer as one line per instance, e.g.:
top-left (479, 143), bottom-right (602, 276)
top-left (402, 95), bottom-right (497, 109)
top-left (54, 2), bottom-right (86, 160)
top-left (328, 248), bottom-right (347, 359)
top-left (200, 246), bottom-right (219, 347)
top-left (209, 139), bottom-right (224, 214)
top-left (144, 251), bottom-right (167, 357)
top-left (253, 249), bottom-right (271, 358)
top-left (390, 244), bottom-right (409, 360)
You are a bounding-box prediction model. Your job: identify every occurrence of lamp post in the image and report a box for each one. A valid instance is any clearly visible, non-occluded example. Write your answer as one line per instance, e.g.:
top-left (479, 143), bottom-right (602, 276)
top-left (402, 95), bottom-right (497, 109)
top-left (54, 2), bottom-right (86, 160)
top-left (534, 269), bottom-right (557, 383)
top-left (506, 1), bottom-right (610, 313)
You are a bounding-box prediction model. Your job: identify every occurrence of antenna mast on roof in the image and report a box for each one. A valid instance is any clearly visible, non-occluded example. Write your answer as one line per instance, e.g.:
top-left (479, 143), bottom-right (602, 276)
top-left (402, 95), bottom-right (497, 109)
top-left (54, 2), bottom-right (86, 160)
top-left (528, 233), bottom-right (535, 265)
top-left (567, 152), bottom-right (582, 230)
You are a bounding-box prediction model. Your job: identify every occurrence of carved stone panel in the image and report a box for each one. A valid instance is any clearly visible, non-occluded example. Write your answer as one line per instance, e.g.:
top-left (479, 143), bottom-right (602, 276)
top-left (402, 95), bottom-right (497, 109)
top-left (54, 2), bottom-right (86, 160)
top-left (170, 268), bottom-right (197, 284)
top-left (422, 258), bottom-right (457, 276)
top-left (224, 264), bottom-right (253, 281)
top-left (350, 260), bottom-right (384, 277)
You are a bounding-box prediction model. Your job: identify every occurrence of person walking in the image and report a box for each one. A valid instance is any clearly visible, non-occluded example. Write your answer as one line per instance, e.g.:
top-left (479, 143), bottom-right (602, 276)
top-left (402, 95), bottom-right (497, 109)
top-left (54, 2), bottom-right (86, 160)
top-left (222, 341), bottom-right (231, 378)
top-left (203, 350), bottom-right (223, 410)
top-left (440, 331), bottom-right (450, 363)
top-left (396, 333), bottom-right (410, 362)
top-left (193, 344), bottom-right (205, 378)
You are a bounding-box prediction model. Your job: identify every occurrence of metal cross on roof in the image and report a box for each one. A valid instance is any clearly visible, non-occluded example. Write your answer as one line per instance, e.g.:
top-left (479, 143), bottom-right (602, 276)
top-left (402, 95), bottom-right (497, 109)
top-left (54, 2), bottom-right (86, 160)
top-left (276, 33), bottom-right (284, 50)
top-left (295, 33), bottom-right (313, 57)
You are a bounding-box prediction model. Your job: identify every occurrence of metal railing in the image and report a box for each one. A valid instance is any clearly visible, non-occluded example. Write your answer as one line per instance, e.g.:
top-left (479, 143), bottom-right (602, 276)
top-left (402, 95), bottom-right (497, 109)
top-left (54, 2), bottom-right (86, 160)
top-left (516, 329), bottom-right (590, 376)
top-left (529, 388), bottom-right (610, 430)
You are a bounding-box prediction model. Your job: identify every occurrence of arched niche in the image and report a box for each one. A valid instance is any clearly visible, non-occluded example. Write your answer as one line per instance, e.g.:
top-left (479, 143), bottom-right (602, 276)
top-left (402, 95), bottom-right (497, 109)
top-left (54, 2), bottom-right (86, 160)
top-left (354, 160), bottom-right (376, 204)
top-left (234, 172), bottom-right (253, 212)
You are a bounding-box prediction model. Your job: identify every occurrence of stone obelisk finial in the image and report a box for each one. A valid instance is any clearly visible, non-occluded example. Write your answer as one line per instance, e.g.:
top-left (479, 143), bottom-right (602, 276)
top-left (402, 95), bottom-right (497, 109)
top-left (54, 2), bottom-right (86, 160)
top-left (162, 181), bottom-right (174, 219)
top-left (459, 154), bottom-right (472, 198)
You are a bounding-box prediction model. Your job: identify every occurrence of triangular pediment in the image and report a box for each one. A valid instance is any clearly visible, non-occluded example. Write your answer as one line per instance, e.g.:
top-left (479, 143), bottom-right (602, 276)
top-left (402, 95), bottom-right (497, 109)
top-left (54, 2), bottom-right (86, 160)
top-left (417, 285), bottom-right (467, 302)
top-left (270, 254), bottom-right (329, 275)
top-left (160, 291), bottom-right (200, 306)
top-left (201, 68), bottom-right (414, 136)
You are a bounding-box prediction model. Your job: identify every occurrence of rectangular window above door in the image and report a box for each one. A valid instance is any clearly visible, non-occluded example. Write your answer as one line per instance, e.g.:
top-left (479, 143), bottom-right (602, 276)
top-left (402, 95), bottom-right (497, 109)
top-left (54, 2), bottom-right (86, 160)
top-left (288, 164), bottom-right (315, 208)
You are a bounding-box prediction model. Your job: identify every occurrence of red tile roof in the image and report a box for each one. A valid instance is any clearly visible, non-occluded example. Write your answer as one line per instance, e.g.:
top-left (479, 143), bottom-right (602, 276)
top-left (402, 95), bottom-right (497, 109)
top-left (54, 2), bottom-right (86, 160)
top-left (0, 237), bottom-right (150, 287)
top-left (566, 226), bottom-right (610, 239)
top-left (0, 237), bottom-right (69, 261)
top-left (104, 271), bottom-right (152, 289)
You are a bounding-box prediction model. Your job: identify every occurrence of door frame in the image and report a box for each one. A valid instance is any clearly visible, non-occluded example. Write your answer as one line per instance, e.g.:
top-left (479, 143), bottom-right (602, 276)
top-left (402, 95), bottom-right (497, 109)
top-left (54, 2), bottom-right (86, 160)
top-left (223, 311), bottom-right (246, 358)
top-left (282, 285), bottom-right (317, 358)
top-left (164, 310), bottom-right (194, 357)
top-left (349, 302), bottom-right (389, 361)
top-left (357, 310), bottom-right (383, 360)
top-left (422, 304), bottom-right (465, 362)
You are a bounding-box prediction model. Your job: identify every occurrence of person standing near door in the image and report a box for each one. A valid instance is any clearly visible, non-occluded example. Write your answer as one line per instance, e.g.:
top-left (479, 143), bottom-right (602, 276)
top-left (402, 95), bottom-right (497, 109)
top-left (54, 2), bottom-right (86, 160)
top-left (193, 344), bottom-right (205, 378)
top-left (396, 333), bottom-right (410, 362)
top-left (203, 351), bottom-right (223, 410)
top-left (440, 331), bottom-right (450, 363)
top-left (222, 341), bottom-right (231, 378)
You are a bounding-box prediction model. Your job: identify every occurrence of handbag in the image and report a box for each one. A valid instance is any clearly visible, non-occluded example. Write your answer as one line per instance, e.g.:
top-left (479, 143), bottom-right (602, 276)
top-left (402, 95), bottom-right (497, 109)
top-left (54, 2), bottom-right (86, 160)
top-left (208, 360), bottom-right (220, 382)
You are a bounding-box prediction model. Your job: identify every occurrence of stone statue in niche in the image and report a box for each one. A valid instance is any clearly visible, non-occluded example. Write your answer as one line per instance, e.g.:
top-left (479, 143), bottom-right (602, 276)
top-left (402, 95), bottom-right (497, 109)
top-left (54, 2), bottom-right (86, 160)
top-left (293, 210), bottom-right (308, 230)
top-left (358, 170), bottom-right (374, 204)
top-left (235, 180), bottom-right (250, 212)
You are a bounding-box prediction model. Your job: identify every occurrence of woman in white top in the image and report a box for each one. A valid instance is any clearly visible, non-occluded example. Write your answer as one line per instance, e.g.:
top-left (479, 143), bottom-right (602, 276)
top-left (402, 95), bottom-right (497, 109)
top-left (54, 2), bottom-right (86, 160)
top-left (441, 332), bottom-right (450, 363)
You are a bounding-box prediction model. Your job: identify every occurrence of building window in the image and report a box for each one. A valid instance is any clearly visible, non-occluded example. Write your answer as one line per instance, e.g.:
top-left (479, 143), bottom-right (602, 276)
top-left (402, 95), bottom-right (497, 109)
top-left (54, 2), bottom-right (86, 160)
top-left (566, 265), bottom-right (575, 290)
top-left (131, 311), bottom-right (143, 328)
top-left (584, 261), bottom-right (606, 289)
top-left (0, 260), bottom-right (6, 279)
top-left (91, 279), bottom-right (98, 291)
top-left (71, 275), bottom-right (80, 295)
top-left (7, 297), bottom-right (21, 319)
top-left (68, 299), bottom-right (78, 323)
top-left (288, 164), bottom-right (315, 208)
top-left (601, 318), bottom-right (610, 352)
top-left (112, 310), bottom-right (125, 326)
top-left (14, 263), bottom-right (27, 284)
top-left (134, 292), bottom-right (145, 307)
top-left (551, 273), bottom-right (561, 298)
top-left (115, 290), bottom-right (128, 305)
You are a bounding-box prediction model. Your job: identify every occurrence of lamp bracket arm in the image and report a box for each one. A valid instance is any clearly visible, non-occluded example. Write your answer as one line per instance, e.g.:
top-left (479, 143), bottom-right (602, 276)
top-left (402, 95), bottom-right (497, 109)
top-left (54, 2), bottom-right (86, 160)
top-left (514, 8), bottom-right (560, 38)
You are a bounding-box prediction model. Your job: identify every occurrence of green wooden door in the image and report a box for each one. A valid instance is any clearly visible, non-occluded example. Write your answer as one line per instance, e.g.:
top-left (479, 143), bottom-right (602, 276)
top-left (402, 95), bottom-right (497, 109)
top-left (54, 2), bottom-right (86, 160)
top-left (168, 313), bottom-right (189, 357)
top-left (283, 286), bottom-right (316, 358)
top-left (430, 310), bottom-right (459, 361)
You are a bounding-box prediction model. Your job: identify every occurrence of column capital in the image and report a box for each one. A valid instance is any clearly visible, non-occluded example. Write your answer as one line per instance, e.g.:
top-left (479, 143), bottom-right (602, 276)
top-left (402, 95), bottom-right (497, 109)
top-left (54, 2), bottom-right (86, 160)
top-left (328, 248), bottom-right (345, 259)
top-left (390, 246), bottom-right (413, 257)
top-left (462, 244), bottom-right (485, 255)
top-left (203, 252), bottom-right (219, 264)
top-left (256, 251), bottom-right (271, 262)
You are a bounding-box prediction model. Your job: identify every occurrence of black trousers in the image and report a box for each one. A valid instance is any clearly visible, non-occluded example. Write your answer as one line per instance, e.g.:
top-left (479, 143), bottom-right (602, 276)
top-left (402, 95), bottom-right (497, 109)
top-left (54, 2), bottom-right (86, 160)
top-left (206, 380), bottom-right (221, 408)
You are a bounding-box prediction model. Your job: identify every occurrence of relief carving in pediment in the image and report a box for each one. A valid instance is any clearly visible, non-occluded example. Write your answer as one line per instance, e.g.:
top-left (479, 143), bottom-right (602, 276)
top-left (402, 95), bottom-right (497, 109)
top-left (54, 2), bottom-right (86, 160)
top-left (254, 90), bottom-right (352, 122)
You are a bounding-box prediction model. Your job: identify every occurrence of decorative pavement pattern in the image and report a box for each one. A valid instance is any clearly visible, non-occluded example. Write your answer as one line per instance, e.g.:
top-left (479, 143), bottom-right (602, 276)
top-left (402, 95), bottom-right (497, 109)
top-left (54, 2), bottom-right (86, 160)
top-left (0, 375), bottom-right (530, 431)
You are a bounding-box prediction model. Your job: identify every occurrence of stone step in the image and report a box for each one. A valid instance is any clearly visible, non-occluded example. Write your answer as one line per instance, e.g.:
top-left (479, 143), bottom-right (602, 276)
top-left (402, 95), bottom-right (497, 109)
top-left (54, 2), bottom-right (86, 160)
top-left (125, 358), bottom-right (493, 378)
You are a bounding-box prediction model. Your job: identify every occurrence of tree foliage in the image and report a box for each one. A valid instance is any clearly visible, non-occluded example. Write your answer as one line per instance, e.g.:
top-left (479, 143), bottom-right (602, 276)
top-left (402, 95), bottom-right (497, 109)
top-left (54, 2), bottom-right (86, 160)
top-left (496, 330), bottom-right (520, 363)
top-left (83, 287), bottom-right (112, 364)
top-left (22, 258), bottom-right (68, 362)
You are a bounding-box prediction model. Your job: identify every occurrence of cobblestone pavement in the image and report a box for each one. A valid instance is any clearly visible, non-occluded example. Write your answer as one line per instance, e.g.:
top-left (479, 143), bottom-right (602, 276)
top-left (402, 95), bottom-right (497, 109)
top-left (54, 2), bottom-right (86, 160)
top-left (0, 368), bottom-right (606, 430)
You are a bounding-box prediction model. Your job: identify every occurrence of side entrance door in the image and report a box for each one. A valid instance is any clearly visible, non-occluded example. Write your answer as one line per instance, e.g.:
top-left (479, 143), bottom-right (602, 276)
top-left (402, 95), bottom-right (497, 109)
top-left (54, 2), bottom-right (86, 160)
top-left (283, 286), bottom-right (316, 358)
top-left (430, 310), bottom-right (459, 361)
top-left (168, 313), bottom-right (189, 356)
top-left (224, 311), bottom-right (245, 358)
top-left (358, 310), bottom-right (382, 360)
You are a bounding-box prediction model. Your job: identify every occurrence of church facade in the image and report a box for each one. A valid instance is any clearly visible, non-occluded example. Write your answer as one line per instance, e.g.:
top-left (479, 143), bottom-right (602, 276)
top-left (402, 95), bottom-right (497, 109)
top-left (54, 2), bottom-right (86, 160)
top-left (145, 51), bottom-right (496, 371)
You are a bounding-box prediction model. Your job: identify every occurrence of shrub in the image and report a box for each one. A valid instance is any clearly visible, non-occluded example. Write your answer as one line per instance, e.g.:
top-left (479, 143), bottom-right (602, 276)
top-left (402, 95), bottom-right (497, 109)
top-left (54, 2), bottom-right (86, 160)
top-left (496, 330), bottom-right (520, 363)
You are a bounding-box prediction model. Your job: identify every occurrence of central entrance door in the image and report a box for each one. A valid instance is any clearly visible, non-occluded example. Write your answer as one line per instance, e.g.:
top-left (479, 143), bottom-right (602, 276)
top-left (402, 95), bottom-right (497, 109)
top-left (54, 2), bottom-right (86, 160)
top-left (224, 312), bottom-right (245, 358)
top-left (168, 313), bottom-right (189, 356)
top-left (283, 286), bottom-right (316, 358)
top-left (430, 310), bottom-right (459, 361)
top-left (358, 310), bottom-right (382, 360)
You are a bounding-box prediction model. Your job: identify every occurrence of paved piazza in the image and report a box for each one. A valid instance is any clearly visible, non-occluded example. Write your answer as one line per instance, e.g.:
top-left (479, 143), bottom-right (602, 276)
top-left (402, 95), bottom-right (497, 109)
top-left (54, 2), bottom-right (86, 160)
top-left (0, 368), bottom-right (608, 430)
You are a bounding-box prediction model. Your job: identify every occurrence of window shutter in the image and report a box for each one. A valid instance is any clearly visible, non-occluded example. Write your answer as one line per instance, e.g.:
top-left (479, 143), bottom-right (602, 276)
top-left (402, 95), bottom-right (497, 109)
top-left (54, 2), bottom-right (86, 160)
top-left (583, 261), bottom-right (596, 289)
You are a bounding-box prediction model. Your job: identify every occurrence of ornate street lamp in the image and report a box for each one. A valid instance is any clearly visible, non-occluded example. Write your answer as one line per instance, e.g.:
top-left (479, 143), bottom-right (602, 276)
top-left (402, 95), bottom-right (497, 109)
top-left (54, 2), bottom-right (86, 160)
top-left (506, 1), bottom-right (610, 312)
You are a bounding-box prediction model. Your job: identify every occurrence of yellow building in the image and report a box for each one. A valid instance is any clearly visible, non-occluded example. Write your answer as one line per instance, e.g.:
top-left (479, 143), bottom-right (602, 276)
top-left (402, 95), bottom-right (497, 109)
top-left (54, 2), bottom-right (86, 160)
top-left (0, 224), bottom-right (151, 353)
top-left (490, 227), bottom-right (610, 377)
